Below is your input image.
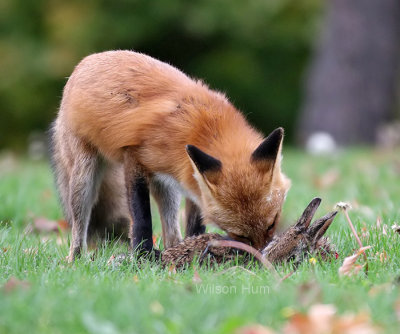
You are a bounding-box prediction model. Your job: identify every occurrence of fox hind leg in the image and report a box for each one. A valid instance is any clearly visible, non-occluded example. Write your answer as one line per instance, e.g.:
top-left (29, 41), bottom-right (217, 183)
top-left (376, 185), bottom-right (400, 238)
top-left (88, 164), bottom-right (130, 241)
top-left (50, 124), bottom-right (104, 261)
top-left (67, 140), bottom-right (104, 262)
top-left (49, 122), bottom-right (72, 226)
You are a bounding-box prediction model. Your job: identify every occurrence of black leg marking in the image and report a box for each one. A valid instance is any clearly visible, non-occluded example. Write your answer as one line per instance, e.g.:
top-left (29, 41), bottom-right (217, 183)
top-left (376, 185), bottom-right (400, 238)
top-left (185, 199), bottom-right (205, 237)
top-left (129, 175), bottom-right (153, 252)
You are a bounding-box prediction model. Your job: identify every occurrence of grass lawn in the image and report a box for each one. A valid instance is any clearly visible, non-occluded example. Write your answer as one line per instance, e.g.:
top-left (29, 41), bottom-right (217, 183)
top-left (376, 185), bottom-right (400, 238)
top-left (1, 148), bottom-right (400, 333)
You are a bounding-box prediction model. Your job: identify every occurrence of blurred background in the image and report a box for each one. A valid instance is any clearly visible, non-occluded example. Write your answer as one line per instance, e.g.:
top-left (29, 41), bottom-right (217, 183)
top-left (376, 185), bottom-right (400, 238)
top-left (0, 0), bottom-right (399, 155)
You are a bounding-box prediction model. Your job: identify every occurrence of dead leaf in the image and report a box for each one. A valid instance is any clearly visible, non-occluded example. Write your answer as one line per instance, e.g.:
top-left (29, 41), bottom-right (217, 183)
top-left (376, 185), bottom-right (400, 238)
top-left (284, 313), bottom-right (313, 334)
top-left (378, 250), bottom-right (388, 263)
top-left (192, 268), bottom-right (202, 283)
top-left (33, 217), bottom-right (69, 233)
top-left (168, 263), bottom-right (177, 276)
top-left (33, 217), bottom-right (58, 232)
top-left (284, 304), bottom-right (336, 334)
top-left (238, 304), bottom-right (379, 334)
top-left (57, 220), bottom-right (70, 231)
top-left (376, 217), bottom-right (382, 229)
top-left (314, 169), bottom-right (340, 189)
top-left (361, 225), bottom-right (370, 239)
top-left (107, 254), bottom-right (129, 267)
top-left (283, 304), bottom-right (379, 334)
top-left (237, 324), bottom-right (277, 334)
top-left (339, 246), bottom-right (371, 277)
top-left (107, 255), bottom-right (116, 265)
top-left (382, 224), bottom-right (387, 236)
top-left (333, 312), bottom-right (379, 334)
top-left (368, 283), bottom-right (391, 297)
top-left (308, 304), bottom-right (337, 332)
top-left (3, 277), bottom-right (31, 293)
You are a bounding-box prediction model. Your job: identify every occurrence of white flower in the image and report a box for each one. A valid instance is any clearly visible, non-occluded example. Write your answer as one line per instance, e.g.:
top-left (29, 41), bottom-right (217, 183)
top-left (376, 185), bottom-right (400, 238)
top-left (391, 223), bottom-right (400, 234)
top-left (335, 202), bottom-right (352, 211)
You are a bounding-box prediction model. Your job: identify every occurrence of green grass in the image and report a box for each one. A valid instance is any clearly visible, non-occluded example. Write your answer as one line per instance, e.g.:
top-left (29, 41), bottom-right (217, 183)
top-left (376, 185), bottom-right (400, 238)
top-left (1, 149), bottom-right (400, 333)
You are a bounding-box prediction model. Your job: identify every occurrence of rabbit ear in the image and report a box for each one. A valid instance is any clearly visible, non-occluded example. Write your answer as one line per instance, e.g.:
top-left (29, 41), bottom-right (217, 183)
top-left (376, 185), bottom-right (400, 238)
top-left (294, 198), bottom-right (321, 230)
top-left (308, 211), bottom-right (337, 242)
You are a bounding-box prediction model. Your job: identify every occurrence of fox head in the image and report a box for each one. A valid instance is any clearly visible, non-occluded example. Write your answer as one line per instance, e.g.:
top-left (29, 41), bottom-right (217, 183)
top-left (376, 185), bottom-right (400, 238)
top-left (186, 127), bottom-right (291, 250)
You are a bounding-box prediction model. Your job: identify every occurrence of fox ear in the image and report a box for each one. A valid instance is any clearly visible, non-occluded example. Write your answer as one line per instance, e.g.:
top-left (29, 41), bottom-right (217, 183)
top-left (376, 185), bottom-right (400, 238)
top-left (251, 127), bottom-right (284, 173)
top-left (186, 145), bottom-right (222, 185)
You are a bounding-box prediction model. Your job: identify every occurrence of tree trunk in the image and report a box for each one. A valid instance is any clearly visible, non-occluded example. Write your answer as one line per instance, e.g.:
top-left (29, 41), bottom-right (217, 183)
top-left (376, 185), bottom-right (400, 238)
top-left (297, 0), bottom-right (400, 146)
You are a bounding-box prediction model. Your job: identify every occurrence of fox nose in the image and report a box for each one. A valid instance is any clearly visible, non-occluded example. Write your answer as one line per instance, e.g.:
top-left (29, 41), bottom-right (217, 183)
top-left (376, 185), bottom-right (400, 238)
top-left (253, 234), bottom-right (273, 251)
top-left (249, 237), bottom-right (264, 251)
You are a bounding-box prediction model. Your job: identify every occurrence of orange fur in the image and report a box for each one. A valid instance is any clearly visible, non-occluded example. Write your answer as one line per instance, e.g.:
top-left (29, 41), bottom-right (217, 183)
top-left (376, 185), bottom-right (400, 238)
top-left (58, 50), bottom-right (291, 250)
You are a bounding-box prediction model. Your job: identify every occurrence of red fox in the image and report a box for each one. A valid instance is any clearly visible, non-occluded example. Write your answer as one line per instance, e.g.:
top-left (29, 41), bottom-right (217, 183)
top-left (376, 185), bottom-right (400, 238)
top-left (50, 50), bottom-right (291, 262)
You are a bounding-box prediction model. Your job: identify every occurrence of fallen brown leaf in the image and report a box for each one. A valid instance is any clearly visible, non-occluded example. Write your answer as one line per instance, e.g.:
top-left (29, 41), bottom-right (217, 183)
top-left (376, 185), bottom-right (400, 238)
top-left (237, 324), bottom-right (277, 334)
top-left (283, 304), bottom-right (379, 334)
top-left (368, 283), bottom-right (391, 297)
top-left (314, 169), bottom-right (340, 189)
top-left (168, 263), bottom-right (177, 275)
top-left (339, 246), bottom-right (371, 277)
top-left (192, 268), bottom-right (202, 283)
top-left (376, 216), bottom-right (382, 229)
top-left (33, 217), bottom-right (69, 233)
top-left (107, 255), bottom-right (116, 265)
top-left (378, 250), bottom-right (388, 263)
top-left (333, 312), bottom-right (379, 334)
top-left (237, 304), bottom-right (379, 334)
top-left (107, 254), bottom-right (129, 267)
top-left (34, 217), bottom-right (58, 232)
top-left (382, 224), bottom-right (388, 236)
top-left (361, 225), bottom-right (370, 239)
top-left (57, 219), bottom-right (70, 231)
top-left (3, 277), bottom-right (31, 293)
top-left (284, 304), bottom-right (336, 334)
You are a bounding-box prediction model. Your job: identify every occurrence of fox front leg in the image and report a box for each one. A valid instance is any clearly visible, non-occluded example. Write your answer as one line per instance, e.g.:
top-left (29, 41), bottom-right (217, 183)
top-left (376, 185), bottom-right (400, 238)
top-left (185, 198), bottom-right (206, 237)
top-left (124, 149), bottom-right (154, 255)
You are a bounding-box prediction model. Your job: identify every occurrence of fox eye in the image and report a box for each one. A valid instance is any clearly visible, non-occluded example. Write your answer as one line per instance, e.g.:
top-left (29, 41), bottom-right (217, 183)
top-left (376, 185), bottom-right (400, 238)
top-left (267, 221), bottom-right (275, 231)
top-left (267, 213), bottom-right (279, 231)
